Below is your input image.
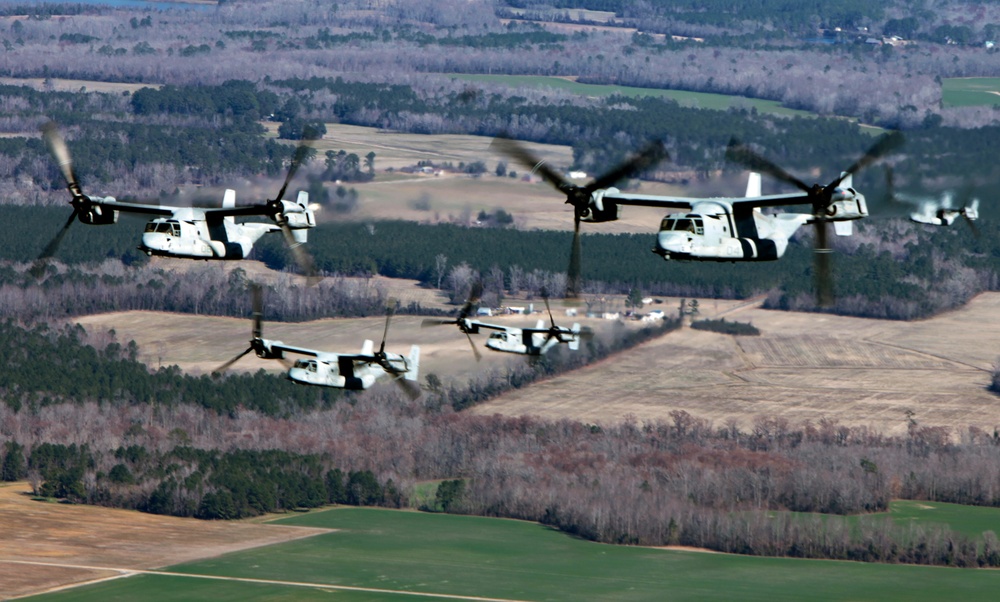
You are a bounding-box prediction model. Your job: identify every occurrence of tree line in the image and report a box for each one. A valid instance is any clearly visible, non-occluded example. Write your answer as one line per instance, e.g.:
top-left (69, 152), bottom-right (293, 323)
top-left (1, 204), bottom-right (995, 322)
top-left (8, 329), bottom-right (1000, 567)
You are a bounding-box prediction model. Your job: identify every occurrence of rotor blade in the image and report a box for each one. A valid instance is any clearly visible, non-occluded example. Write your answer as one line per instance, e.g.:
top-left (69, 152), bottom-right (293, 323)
top-left (41, 122), bottom-right (81, 195)
top-left (458, 281), bottom-right (484, 320)
top-left (585, 139), bottom-right (670, 193)
top-left (380, 300), bottom-right (397, 353)
top-left (566, 216), bottom-right (582, 299)
top-left (393, 377), bottom-right (422, 400)
top-left (213, 346), bottom-right (254, 375)
top-left (277, 219), bottom-right (320, 285)
top-left (725, 138), bottom-right (811, 193)
top-left (273, 133), bottom-right (317, 204)
top-left (250, 283), bottom-right (263, 339)
top-left (840, 131), bottom-right (905, 180)
top-left (543, 295), bottom-right (556, 328)
top-left (814, 221), bottom-right (834, 307)
top-left (963, 212), bottom-right (981, 239)
top-left (465, 330), bottom-right (483, 362)
top-left (34, 207), bottom-right (79, 267)
top-left (490, 136), bottom-right (573, 192)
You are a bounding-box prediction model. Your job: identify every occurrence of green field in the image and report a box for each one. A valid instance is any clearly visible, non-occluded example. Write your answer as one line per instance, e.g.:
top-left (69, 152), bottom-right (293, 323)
top-left (889, 500), bottom-right (1000, 538)
top-left (942, 77), bottom-right (1000, 107)
top-left (28, 506), bottom-right (1000, 602)
top-left (447, 73), bottom-right (816, 118)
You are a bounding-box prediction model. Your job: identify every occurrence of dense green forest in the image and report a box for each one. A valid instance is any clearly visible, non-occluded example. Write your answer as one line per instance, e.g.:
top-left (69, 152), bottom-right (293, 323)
top-left (0, 320), bottom-right (338, 415)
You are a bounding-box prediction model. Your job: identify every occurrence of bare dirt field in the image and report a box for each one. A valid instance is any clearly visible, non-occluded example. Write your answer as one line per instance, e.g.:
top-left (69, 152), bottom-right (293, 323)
top-left (0, 481), bottom-right (328, 599)
top-left (471, 294), bottom-right (1000, 436)
top-left (254, 122), bottom-right (731, 233)
top-left (0, 76), bottom-right (158, 95)
top-left (72, 268), bottom-right (1000, 436)
top-left (74, 298), bottom-right (638, 381)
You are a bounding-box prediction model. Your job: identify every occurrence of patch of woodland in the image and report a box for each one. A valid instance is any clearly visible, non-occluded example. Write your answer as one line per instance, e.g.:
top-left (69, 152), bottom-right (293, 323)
top-left (7, 374), bottom-right (1000, 566)
top-left (691, 318), bottom-right (760, 336)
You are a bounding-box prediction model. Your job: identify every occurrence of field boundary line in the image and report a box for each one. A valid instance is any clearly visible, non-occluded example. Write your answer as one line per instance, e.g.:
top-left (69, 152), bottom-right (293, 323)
top-left (2, 559), bottom-right (535, 602)
top-left (864, 338), bottom-right (992, 372)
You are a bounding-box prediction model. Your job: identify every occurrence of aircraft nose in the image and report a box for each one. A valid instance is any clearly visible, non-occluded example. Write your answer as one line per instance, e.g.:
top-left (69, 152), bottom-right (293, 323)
top-left (657, 231), bottom-right (692, 254)
top-left (141, 232), bottom-right (167, 250)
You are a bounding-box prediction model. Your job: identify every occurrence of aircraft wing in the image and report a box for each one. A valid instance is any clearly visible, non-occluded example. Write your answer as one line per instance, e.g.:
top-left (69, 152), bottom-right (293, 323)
top-left (467, 320), bottom-right (509, 332)
top-left (603, 191), bottom-right (811, 210)
top-left (94, 198), bottom-right (276, 219)
top-left (600, 192), bottom-right (696, 210)
top-left (269, 342), bottom-right (321, 358)
top-left (202, 204), bottom-right (274, 218)
top-left (91, 198), bottom-right (175, 217)
top-left (730, 192), bottom-right (814, 209)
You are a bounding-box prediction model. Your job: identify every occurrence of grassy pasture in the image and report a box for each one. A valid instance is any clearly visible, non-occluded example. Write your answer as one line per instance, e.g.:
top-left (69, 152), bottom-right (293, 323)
top-left (28, 506), bottom-right (1000, 601)
top-left (942, 78), bottom-right (1000, 107)
top-left (448, 73), bottom-right (817, 118)
top-left (888, 501), bottom-right (1000, 538)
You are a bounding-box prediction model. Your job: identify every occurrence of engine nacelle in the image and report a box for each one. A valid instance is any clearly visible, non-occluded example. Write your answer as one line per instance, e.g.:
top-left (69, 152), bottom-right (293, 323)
top-left (255, 339), bottom-right (286, 360)
top-left (279, 191), bottom-right (315, 230)
top-left (79, 199), bottom-right (118, 225)
top-left (824, 192), bottom-right (868, 221)
top-left (284, 209), bottom-right (315, 230)
top-left (580, 189), bottom-right (622, 223)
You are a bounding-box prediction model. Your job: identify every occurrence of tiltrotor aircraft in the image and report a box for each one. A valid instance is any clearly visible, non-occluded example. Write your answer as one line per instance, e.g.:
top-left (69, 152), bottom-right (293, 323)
top-left (908, 194), bottom-right (979, 231)
top-left (493, 133), bottom-right (903, 306)
top-left (37, 122), bottom-right (319, 279)
top-left (423, 283), bottom-right (590, 358)
top-left (216, 286), bottom-right (421, 397)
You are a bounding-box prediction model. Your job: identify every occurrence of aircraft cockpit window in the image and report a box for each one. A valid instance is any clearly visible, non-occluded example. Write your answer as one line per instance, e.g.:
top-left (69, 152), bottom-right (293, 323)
top-left (144, 223), bottom-right (157, 233)
top-left (170, 223), bottom-right (180, 236)
top-left (489, 332), bottom-right (507, 341)
top-left (294, 359), bottom-right (318, 372)
top-left (155, 223), bottom-right (172, 234)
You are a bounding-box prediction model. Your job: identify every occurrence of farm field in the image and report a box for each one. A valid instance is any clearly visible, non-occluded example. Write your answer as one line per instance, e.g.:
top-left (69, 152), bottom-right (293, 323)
top-left (24, 506), bottom-right (1000, 602)
top-left (72, 281), bottom-right (656, 379)
top-left (0, 482), bottom-right (329, 600)
top-left (447, 73), bottom-right (817, 118)
top-left (942, 77), bottom-right (1000, 107)
top-left (71, 286), bottom-right (1000, 436)
top-left (260, 122), bottom-right (709, 233)
top-left (473, 292), bottom-right (1000, 435)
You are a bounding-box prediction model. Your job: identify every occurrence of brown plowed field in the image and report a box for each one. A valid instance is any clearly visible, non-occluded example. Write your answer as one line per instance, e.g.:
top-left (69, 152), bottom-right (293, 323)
top-left (471, 294), bottom-right (1000, 436)
top-left (0, 482), bottom-right (329, 599)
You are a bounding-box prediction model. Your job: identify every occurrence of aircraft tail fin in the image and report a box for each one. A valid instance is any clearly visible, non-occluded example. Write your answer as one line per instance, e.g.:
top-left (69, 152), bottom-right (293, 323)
top-left (361, 339), bottom-right (374, 356)
top-left (292, 190), bottom-right (312, 244)
top-left (405, 345), bottom-right (420, 382)
top-left (840, 172), bottom-right (853, 189)
top-left (569, 323), bottom-right (581, 351)
top-left (745, 172), bottom-right (761, 198)
top-left (833, 220), bottom-right (853, 236)
top-left (535, 319), bottom-right (545, 330)
top-left (223, 189), bottom-right (236, 224)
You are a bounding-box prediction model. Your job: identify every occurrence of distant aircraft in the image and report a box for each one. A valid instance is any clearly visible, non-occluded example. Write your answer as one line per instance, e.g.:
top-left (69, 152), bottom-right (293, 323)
top-left (216, 286), bottom-right (421, 397)
top-left (493, 133), bottom-right (904, 306)
top-left (423, 283), bottom-right (590, 358)
top-left (38, 122), bottom-right (319, 280)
